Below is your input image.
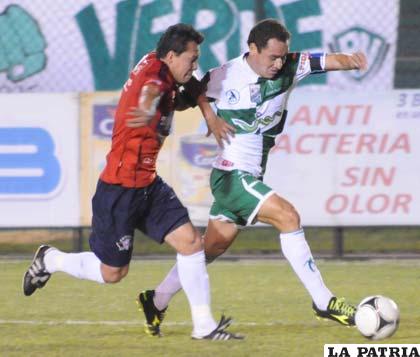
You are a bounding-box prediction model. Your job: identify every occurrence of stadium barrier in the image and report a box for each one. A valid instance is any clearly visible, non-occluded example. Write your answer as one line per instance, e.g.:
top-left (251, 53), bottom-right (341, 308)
top-left (1, 90), bottom-right (419, 229)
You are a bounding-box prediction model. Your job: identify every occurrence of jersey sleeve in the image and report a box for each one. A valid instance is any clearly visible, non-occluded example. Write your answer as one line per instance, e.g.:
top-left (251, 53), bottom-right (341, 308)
top-left (205, 67), bottom-right (225, 101)
top-left (293, 52), bottom-right (327, 82)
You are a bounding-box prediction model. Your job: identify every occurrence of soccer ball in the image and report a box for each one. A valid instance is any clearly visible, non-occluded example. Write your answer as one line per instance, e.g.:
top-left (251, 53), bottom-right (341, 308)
top-left (355, 295), bottom-right (400, 340)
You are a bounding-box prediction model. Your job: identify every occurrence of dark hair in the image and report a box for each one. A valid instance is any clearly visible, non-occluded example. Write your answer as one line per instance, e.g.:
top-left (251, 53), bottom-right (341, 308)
top-left (156, 23), bottom-right (204, 58)
top-left (247, 18), bottom-right (290, 51)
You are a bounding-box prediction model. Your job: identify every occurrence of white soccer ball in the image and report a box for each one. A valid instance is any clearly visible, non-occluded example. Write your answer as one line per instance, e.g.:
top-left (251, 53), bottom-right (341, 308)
top-left (355, 295), bottom-right (400, 340)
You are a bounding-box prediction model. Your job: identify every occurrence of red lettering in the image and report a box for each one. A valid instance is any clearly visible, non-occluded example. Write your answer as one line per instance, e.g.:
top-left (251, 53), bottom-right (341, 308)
top-left (336, 134), bottom-right (355, 154)
top-left (350, 194), bottom-right (364, 213)
top-left (362, 105), bottom-right (371, 125)
top-left (388, 134), bottom-right (410, 153)
top-left (367, 194), bottom-right (389, 213)
top-left (341, 167), bottom-right (358, 187)
top-left (296, 134), bottom-right (314, 154)
top-left (356, 134), bottom-right (376, 153)
top-left (344, 104), bottom-right (364, 124)
top-left (342, 167), bottom-right (396, 187)
top-left (325, 194), bottom-right (347, 214)
top-left (272, 135), bottom-right (291, 154)
top-left (379, 134), bottom-right (389, 153)
top-left (289, 104), bottom-right (373, 127)
top-left (274, 133), bottom-right (411, 155)
top-left (325, 193), bottom-right (411, 215)
top-left (315, 105), bottom-right (340, 126)
top-left (392, 194), bottom-right (411, 213)
top-left (372, 167), bottom-right (395, 186)
top-left (318, 134), bottom-right (336, 153)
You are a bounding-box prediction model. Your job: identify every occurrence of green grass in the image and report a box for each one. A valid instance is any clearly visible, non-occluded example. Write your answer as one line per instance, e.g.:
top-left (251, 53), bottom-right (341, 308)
top-left (2, 259), bottom-right (420, 356)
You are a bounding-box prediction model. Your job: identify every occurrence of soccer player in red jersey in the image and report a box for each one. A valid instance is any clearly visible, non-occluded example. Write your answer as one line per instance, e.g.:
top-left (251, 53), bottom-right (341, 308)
top-left (23, 24), bottom-right (241, 340)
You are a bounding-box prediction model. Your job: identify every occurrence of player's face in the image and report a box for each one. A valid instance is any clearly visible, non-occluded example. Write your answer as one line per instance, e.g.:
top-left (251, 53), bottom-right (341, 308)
top-left (167, 41), bottom-right (200, 84)
top-left (249, 38), bottom-right (289, 79)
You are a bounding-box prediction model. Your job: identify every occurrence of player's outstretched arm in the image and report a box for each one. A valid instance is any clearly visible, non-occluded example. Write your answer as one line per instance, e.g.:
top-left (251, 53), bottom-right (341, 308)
top-left (197, 95), bottom-right (235, 149)
top-left (126, 84), bottom-right (162, 128)
top-left (324, 52), bottom-right (368, 71)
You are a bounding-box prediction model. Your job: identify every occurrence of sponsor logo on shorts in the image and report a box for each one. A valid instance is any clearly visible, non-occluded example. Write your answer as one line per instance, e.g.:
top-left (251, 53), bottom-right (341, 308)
top-left (116, 235), bottom-right (133, 251)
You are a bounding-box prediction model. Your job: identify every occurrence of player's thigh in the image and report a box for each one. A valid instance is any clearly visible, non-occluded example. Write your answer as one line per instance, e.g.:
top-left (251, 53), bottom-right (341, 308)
top-left (89, 180), bottom-right (140, 268)
top-left (257, 193), bottom-right (300, 232)
top-left (204, 219), bottom-right (239, 257)
top-left (138, 176), bottom-right (191, 245)
top-left (164, 221), bottom-right (202, 255)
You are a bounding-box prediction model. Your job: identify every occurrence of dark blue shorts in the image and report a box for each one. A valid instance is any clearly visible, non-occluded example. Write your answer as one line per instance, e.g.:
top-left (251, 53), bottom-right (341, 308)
top-left (89, 177), bottom-right (190, 267)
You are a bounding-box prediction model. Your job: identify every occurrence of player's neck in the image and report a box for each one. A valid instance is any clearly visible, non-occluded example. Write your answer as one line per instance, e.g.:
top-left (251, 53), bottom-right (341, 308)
top-left (245, 53), bottom-right (262, 77)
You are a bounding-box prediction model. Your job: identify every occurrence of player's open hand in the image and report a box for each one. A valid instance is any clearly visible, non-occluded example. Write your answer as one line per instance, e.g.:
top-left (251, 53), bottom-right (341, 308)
top-left (126, 107), bottom-right (155, 128)
top-left (205, 115), bottom-right (236, 148)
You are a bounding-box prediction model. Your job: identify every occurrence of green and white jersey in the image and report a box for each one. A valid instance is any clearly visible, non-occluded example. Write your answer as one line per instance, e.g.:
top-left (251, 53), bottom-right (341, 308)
top-left (206, 52), bottom-right (325, 178)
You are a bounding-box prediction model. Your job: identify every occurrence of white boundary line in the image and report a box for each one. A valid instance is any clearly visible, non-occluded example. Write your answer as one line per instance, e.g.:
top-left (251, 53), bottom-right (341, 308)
top-left (0, 319), bottom-right (317, 327)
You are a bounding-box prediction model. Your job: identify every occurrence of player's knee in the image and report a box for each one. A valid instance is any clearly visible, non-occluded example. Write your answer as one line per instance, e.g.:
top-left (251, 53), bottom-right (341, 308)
top-left (189, 232), bottom-right (204, 252)
top-left (279, 205), bottom-right (301, 231)
top-left (103, 271), bottom-right (125, 284)
top-left (205, 254), bottom-right (218, 264)
top-left (205, 239), bottom-right (228, 259)
top-left (176, 230), bottom-right (204, 255)
top-left (189, 230), bottom-right (203, 246)
top-left (102, 267), bottom-right (128, 284)
top-left (287, 206), bottom-right (301, 228)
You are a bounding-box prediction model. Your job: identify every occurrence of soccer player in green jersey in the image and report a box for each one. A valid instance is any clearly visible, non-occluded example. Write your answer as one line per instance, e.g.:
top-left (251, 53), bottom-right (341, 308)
top-left (134, 19), bottom-right (367, 336)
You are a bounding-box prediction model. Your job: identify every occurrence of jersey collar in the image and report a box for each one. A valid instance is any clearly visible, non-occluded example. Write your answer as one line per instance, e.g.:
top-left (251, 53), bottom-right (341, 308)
top-left (241, 52), bottom-right (260, 83)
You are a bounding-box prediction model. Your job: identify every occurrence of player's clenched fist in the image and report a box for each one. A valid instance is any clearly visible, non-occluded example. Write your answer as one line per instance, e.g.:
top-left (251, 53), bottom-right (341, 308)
top-left (350, 52), bottom-right (368, 71)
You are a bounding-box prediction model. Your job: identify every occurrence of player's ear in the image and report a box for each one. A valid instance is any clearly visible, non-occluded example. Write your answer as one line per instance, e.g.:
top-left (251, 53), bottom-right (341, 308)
top-left (165, 50), bottom-right (175, 64)
top-left (249, 43), bottom-right (258, 55)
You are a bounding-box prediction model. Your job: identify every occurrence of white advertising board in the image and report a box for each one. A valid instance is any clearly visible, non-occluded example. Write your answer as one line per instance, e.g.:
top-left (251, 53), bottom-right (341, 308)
top-left (0, 93), bottom-right (80, 227)
top-left (265, 89), bottom-right (420, 226)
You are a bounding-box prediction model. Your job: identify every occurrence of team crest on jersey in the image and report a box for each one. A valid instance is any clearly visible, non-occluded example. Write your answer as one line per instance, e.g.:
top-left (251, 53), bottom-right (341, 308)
top-left (249, 84), bottom-right (261, 103)
top-left (225, 89), bottom-right (240, 104)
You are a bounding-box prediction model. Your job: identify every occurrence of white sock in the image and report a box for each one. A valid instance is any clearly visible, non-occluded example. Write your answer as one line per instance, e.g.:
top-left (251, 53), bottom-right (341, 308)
top-left (154, 264), bottom-right (182, 311)
top-left (280, 229), bottom-right (333, 310)
top-left (176, 250), bottom-right (217, 337)
top-left (44, 249), bottom-right (105, 283)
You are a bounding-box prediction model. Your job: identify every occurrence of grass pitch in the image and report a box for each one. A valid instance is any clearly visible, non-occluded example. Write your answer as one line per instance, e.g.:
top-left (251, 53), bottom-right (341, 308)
top-left (1, 259), bottom-right (420, 356)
